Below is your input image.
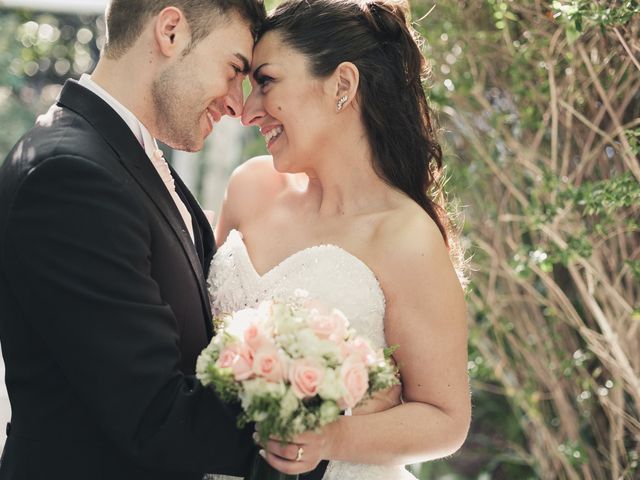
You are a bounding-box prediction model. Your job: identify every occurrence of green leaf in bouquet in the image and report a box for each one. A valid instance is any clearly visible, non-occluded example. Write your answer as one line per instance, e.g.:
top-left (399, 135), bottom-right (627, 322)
top-left (383, 344), bottom-right (399, 359)
top-left (212, 314), bottom-right (228, 332)
top-left (206, 367), bottom-right (239, 403)
top-left (367, 362), bottom-right (401, 397)
top-left (241, 392), bottom-right (297, 443)
top-left (318, 400), bottom-right (340, 425)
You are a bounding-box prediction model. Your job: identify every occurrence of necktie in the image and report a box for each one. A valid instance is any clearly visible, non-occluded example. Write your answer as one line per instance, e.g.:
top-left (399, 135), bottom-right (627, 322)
top-left (150, 148), bottom-right (195, 243)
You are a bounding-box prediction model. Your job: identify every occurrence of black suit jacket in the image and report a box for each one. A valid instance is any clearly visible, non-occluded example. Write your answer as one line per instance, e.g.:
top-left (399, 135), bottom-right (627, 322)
top-left (0, 80), bottom-right (264, 480)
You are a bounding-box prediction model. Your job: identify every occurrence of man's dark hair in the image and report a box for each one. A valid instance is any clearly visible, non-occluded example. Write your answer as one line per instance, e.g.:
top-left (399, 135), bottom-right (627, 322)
top-left (104, 0), bottom-right (266, 59)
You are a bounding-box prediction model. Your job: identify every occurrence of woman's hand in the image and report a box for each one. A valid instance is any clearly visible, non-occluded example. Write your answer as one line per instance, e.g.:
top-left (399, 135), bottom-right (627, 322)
top-left (257, 381), bottom-right (401, 475)
top-left (258, 421), bottom-right (339, 475)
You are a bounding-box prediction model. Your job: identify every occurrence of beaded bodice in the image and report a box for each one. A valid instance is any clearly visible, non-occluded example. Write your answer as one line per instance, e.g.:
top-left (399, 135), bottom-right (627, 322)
top-left (208, 229), bottom-right (387, 349)
top-left (206, 229), bottom-right (417, 480)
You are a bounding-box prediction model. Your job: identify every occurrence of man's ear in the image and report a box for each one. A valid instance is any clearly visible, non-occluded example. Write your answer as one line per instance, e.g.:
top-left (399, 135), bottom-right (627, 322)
top-left (154, 7), bottom-right (190, 57)
top-left (333, 62), bottom-right (359, 112)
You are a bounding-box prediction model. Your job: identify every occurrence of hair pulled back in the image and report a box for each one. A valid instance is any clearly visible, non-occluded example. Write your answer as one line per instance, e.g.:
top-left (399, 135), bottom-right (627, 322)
top-left (261, 0), bottom-right (450, 245)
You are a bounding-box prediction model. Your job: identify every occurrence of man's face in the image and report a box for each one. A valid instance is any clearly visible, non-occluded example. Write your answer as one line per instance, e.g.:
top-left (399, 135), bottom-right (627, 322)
top-left (152, 13), bottom-right (254, 152)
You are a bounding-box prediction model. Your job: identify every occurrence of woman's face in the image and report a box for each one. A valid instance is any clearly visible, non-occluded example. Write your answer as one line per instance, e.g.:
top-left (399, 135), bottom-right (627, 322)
top-left (242, 31), bottom-right (335, 173)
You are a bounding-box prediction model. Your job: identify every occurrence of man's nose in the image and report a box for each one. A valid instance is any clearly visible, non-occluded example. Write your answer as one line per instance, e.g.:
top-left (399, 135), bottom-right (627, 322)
top-left (223, 80), bottom-right (244, 118)
top-left (241, 89), bottom-right (264, 126)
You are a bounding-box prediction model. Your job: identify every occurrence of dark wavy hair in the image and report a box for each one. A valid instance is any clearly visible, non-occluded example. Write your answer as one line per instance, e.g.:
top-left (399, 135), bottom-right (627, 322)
top-left (261, 0), bottom-right (456, 250)
top-left (104, 0), bottom-right (266, 59)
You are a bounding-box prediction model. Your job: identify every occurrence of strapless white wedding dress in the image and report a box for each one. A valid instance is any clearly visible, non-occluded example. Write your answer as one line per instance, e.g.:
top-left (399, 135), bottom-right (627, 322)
top-left (205, 229), bottom-right (417, 480)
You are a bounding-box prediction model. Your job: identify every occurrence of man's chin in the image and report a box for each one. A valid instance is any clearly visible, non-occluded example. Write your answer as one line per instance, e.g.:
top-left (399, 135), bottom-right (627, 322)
top-left (181, 139), bottom-right (205, 153)
top-left (160, 134), bottom-right (205, 153)
top-left (174, 124), bottom-right (212, 153)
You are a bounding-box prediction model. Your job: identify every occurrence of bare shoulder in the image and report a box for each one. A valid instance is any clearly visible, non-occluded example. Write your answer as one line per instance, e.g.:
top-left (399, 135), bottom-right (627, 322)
top-left (224, 156), bottom-right (288, 218)
top-left (371, 199), bottom-right (464, 315)
top-left (374, 201), bottom-right (452, 270)
top-left (215, 156), bottom-right (287, 243)
top-left (228, 155), bottom-right (288, 201)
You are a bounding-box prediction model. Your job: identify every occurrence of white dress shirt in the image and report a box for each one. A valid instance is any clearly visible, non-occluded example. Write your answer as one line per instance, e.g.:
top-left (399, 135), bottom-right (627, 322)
top-left (78, 74), bottom-right (194, 243)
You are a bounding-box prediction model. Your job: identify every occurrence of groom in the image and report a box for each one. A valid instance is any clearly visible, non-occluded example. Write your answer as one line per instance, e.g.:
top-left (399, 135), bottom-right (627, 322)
top-left (0, 1), bottom-right (325, 479)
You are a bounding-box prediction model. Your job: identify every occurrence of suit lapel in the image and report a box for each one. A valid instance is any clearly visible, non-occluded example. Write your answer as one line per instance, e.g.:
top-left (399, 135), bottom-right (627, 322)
top-left (172, 171), bottom-right (215, 336)
top-left (171, 166), bottom-right (216, 271)
top-left (57, 80), bottom-right (211, 320)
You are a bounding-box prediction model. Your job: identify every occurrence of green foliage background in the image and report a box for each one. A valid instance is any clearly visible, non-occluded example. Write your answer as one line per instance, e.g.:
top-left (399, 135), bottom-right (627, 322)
top-left (0, 9), bottom-right (103, 158)
top-left (412, 1), bottom-right (639, 478)
top-left (1, 1), bottom-right (639, 478)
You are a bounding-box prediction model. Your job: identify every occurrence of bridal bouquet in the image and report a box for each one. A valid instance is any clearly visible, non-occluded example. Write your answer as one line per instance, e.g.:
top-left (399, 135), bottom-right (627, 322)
top-left (196, 290), bottom-right (398, 479)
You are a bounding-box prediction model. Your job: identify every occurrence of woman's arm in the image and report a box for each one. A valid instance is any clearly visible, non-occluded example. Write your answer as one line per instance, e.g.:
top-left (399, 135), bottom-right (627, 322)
top-left (263, 213), bottom-right (471, 473)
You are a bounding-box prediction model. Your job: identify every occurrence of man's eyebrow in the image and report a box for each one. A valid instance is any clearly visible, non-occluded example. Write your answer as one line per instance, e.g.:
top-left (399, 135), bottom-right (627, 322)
top-left (234, 54), bottom-right (251, 74)
top-left (252, 63), bottom-right (268, 80)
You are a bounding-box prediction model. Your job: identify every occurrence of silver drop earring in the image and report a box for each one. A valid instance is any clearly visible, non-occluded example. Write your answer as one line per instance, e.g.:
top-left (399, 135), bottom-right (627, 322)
top-left (336, 95), bottom-right (348, 112)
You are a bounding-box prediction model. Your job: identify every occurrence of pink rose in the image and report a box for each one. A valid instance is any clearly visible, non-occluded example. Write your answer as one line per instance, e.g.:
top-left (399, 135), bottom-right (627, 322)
top-left (216, 344), bottom-right (239, 369)
top-left (231, 344), bottom-right (255, 381)
top-left (244, 323), bottom-right (267, 351)
top-left (338, 356), bottom-right (369, 409)
top-left (308, 315), bottom-right (336, 340)
top-left (253, 346), bottom-right (285, 383)
top-left (289, 359), bottom-right (325, 399)
top-left (339, 341), bottom-right (352, 360)
top-left (349, 337), bottom-right (377, 365)
top-left (308, 309), bottom-right (349, 341)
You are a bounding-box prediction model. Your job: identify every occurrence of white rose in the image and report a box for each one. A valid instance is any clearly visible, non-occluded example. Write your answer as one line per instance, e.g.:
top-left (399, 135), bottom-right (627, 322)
top-left (226, 308), bottom-right (262, 340)
top-left (291, 414), bottom-right (305, 434)
top-left (318, 368), bottom-right (346, 401)
top-left (280, 388), bottom-right (300, 420)
top-left (273, 304), bottom-right (302, 336)
top-left (294, 329), bottom-right (342, 362)
top-left (319, 401), bottom-right (340, 425)
top-left (239, 378), bottom-right (286, 410)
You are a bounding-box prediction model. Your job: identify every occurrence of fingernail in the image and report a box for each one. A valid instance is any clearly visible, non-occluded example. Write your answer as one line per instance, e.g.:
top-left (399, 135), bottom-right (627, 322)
top-left (252, 432), bottom-right (260, 444)
top-left (259, 449), bottom-right (266, 459)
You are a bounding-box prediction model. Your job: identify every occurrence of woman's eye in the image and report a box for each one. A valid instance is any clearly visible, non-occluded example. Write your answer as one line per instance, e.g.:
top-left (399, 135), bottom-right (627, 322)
top-left (257, 75), bottom-right (273, 88)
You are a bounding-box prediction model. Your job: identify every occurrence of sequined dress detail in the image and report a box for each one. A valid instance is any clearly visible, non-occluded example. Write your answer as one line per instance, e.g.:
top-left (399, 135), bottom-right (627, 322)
top-left (205, 229), bottom-right (417, 480)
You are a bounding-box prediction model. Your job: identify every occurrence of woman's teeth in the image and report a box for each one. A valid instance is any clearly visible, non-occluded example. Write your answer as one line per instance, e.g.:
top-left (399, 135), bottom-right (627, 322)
top-left (206, 111), bottom-right (214, 127)
top-left (264, 126), bottom-right (283, 143)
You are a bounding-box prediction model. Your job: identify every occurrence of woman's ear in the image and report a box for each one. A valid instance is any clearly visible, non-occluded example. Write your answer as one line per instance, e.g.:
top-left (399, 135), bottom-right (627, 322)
top-left (154, 7), bottom-right (190, 57)
top-left (333, 62), bottom-right (360, 112)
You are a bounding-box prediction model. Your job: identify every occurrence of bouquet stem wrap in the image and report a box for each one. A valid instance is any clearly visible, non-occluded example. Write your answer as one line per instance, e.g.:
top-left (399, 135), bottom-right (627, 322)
top-left (248, 452), bottom-right (298, 480)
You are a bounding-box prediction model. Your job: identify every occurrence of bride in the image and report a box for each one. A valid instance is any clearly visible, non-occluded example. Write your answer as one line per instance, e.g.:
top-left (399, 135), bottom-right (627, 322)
top-left (207, 0), bottom-right (470, 478)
